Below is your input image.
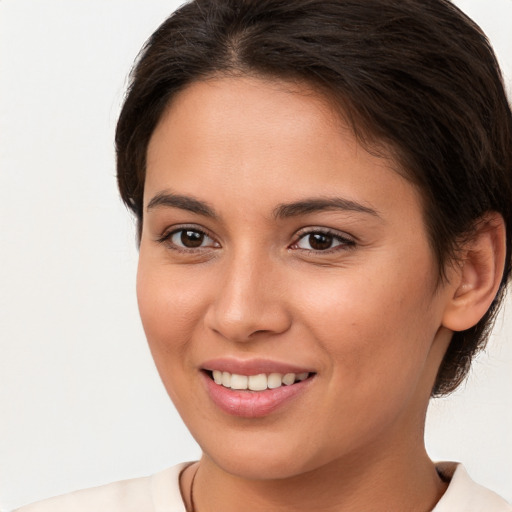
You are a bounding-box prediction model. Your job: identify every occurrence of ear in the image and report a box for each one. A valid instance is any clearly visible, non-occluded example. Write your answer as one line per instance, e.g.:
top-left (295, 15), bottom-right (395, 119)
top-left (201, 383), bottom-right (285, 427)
top-left (442, 212), bottom-right (507, 332)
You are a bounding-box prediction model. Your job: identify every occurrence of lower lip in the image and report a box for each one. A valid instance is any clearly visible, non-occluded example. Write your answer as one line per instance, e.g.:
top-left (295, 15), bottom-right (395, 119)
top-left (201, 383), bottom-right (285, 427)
top-left (202, 372), bottom-right (314, 418)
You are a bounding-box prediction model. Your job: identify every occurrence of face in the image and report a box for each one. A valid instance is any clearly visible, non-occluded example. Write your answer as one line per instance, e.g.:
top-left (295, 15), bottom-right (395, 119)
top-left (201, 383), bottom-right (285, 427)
top-left (138, 76), bottom-right (455, 480)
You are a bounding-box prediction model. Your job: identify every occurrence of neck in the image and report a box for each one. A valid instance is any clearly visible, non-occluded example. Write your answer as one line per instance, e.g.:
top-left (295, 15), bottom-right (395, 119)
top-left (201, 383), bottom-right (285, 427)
top-left (187, 441), bottom-right (447, 512)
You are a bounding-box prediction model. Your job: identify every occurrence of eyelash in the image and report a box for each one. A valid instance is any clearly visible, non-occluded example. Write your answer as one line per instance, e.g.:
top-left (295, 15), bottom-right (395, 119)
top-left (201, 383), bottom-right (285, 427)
top-left (290, 228), bottom-right (356, 254)
top-left (156, 226), bottom-right (356, 254)
top-left (156, 225), bottom-right (219, 253)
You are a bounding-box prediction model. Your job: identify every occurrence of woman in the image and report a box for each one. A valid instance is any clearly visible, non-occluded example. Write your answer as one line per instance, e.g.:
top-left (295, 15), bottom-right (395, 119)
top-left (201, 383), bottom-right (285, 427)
top-left (15, 0), bottom-right (512, 510)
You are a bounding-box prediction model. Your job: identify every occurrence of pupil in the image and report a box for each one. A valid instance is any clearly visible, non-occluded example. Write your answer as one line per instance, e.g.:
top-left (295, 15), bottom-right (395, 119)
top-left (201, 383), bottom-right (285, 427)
top-left (181, 230), bottom-right (204, 248)
top-left (309, 233), bottom-right (332, 250)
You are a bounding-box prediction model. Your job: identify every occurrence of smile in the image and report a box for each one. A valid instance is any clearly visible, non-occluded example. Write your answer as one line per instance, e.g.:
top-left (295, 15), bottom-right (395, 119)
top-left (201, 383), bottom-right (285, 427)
top-left (201, 363), bottom-right (316, 418)
top-left (210, 370), bottom-right (311, 391)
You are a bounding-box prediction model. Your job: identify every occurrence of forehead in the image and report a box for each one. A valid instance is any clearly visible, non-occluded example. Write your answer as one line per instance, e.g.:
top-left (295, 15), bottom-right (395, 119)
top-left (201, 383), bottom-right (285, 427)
top-left (148, 76), bottom-right (348, 171)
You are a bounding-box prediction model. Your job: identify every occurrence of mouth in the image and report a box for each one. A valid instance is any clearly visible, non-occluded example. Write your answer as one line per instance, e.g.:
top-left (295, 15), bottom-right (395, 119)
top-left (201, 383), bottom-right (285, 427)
top-left (204, 369), bottom-right (314, 391)
top-left (200, 362), bottom-right (316, 418)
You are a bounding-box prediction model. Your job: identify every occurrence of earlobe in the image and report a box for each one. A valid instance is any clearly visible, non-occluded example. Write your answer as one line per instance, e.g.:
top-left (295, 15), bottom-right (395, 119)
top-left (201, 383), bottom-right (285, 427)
top-left (442, 213), bottom-right (506, 332)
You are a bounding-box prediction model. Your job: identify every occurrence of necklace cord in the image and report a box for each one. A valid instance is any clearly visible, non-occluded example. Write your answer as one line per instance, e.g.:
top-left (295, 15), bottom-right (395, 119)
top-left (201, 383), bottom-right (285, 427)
top-left (188, 463), bottom-right (199, 512)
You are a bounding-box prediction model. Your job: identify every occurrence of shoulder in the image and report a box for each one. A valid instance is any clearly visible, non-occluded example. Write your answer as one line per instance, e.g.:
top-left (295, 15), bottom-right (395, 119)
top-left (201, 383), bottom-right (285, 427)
top-left (14, 463), bottom-right (190, 512)
top-left (433, 462), bottom-right (512, 512)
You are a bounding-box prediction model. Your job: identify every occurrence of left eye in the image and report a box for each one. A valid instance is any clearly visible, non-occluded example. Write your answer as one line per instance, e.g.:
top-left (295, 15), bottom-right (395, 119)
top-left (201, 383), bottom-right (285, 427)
top-left (294, 231), bottom-right (352, 251)
top-left (169, 229), bottom-right (217, 249)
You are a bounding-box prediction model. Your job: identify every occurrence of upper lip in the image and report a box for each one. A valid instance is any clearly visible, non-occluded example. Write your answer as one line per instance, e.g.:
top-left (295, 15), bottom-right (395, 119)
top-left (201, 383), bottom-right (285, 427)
top-left (201, 357), bottom-right (315, 375)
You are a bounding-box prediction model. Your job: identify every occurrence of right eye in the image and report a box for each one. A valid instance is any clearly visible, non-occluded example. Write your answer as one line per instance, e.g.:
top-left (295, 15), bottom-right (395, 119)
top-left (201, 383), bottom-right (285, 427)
top-left (158, 227), bottom-right (220, 251)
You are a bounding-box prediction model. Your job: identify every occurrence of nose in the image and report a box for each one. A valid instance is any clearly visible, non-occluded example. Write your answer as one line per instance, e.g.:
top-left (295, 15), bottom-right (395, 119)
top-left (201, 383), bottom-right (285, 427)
top-left (204, 249), bottom-right (292, 342)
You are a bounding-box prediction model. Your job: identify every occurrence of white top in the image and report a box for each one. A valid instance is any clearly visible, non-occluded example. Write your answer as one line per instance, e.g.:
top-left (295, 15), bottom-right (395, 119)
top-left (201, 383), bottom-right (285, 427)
top-left (14, 462), bottom-right (512, 512)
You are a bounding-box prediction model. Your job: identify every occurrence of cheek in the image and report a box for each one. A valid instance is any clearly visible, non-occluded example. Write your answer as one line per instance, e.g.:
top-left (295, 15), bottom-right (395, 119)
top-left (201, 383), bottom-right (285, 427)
top-left (292, 276), bottom-right (438, 451)
top-left (293, 260), bottom-right (439, 387)
top-left (136, 257), bottom-right (213, 418)
top-left (136, 254), bottom-right (208, 359)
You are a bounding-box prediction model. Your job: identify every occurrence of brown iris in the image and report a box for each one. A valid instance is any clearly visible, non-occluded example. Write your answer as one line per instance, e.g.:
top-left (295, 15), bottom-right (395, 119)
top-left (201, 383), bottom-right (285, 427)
top-left (180, 230), bottom-right (205, 248)
top-left (308, 232), bottom-right (334, 250)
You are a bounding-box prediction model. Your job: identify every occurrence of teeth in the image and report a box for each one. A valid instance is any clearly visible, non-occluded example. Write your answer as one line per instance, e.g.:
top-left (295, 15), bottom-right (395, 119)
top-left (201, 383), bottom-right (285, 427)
top-left (282, 373), bottom-right (295, 386)
top-left (248, 374), bottom-right (267, 391)
top-left (210, 370), bottom-right (310, 391)
top-left (267, 373), bottom-right (283, 389)
top-left (230, 374), bottom-right (248, 390)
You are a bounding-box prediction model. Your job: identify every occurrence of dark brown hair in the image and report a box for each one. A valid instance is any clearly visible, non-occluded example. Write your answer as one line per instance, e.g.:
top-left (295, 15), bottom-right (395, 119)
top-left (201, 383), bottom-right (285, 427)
top-left (115, 0), bottom-right (512, 396)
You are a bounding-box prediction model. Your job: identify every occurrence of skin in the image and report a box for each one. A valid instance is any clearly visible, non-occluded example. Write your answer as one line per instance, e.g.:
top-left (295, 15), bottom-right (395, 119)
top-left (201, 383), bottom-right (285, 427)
top-left (137, 76), bottom-right (484, 511)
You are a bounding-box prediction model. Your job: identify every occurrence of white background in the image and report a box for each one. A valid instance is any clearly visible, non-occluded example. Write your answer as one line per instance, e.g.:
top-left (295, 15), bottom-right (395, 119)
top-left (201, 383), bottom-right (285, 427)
top-left (0, 1), bottom-right (511, 510)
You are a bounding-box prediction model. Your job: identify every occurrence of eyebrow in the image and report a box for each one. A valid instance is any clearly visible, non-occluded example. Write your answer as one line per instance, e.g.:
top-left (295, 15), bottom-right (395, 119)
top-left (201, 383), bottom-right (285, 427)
top-left (146, 191), bottom-right (218, 218)
top-left (146, 191), bottom-right (380, 220)
top-left (273, 197), bottom-right (380, 219)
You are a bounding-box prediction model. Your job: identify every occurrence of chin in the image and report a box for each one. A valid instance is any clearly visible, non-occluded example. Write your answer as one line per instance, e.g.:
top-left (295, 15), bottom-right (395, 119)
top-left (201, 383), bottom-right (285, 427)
top-left (192, 427), bottom-right (332, 481)
top-left (207, 450), bottom-right (313, 481)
